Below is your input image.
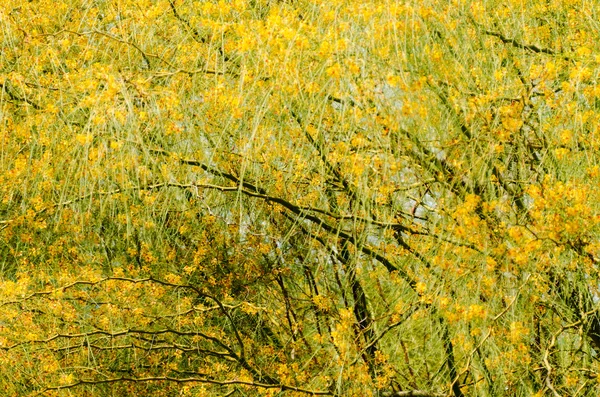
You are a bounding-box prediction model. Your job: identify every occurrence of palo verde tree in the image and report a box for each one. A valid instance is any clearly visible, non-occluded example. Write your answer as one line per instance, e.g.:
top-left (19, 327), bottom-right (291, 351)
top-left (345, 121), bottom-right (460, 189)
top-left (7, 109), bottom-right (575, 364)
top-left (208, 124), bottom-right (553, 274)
top-left (2, 0), bottom-right (600, 396)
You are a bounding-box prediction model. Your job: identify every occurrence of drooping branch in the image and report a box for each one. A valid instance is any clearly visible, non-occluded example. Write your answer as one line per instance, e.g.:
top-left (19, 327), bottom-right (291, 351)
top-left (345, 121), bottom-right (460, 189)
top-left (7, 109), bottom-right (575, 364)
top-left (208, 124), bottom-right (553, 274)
top-left (482, 30), bottom-right (557, 56)
top-left (36, 375), bottom-right (332, 396)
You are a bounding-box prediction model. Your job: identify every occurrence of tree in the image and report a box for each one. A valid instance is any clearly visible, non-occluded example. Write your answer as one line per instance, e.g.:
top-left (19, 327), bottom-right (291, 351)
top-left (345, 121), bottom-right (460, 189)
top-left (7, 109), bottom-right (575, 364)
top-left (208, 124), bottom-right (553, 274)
top-left (2, 0), bottom-right (600, 395)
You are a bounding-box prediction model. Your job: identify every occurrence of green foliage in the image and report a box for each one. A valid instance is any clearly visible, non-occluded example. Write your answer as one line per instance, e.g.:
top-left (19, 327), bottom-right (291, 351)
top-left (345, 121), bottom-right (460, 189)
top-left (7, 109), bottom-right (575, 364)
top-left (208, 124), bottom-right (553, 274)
top-left (2, 0), bottom-right (600, 396)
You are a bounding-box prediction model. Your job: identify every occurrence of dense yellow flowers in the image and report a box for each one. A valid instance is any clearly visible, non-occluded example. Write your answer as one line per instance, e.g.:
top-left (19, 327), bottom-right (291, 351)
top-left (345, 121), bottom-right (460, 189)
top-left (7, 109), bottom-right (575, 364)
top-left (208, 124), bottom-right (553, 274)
top-left (2, 0), bottom-right (600, 395)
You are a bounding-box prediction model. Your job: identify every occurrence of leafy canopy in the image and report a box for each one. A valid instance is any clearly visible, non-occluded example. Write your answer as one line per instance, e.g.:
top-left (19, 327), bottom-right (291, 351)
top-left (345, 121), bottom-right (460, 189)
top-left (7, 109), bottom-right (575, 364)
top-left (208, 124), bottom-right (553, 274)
top-left (2, 0), bottom-right (600, 396)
